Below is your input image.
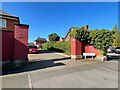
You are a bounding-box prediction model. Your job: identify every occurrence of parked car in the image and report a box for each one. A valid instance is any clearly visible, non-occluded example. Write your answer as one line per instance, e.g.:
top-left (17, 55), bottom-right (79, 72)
top-left (115, 47), bottom-right (120, 54)
top-left (28, 45), bottom-right (39, 54)
top-left (107, 46), bottom-right (115, 53)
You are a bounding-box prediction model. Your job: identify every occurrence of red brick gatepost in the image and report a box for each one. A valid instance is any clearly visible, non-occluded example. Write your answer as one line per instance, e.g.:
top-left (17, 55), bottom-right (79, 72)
top-left (71, 37), bottom-right (82, 59)
top-left (71, 37), bottom-right (105, 60)
top-left (13, 24), bottom-right (29, 67)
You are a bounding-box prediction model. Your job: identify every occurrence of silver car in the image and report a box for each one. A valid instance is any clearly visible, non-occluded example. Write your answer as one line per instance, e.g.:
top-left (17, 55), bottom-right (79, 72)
top-left (107, 46), bottom-right (115, 53)
top-left (115, 47), bottom-right (120, 54)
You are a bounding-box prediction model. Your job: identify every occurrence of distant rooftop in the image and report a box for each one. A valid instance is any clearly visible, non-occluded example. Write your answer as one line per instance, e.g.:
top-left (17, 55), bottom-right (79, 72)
top-left (35, 37), bottom-right (47, 42)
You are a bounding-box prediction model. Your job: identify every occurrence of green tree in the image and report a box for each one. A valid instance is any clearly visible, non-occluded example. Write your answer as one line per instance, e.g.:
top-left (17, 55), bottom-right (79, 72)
top-left (70, 27), bottom-right (90, 43)
top-left (112, 24), bottom-right (120, 46)
top-left (48, 33), bottom-right (60, 41)
top-left (119, 32), bottom-right (120, 46)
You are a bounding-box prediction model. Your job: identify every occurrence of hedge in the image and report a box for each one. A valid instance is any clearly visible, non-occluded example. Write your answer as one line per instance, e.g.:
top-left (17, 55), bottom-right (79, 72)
top-left (41, 41), bottom-right (71, 55)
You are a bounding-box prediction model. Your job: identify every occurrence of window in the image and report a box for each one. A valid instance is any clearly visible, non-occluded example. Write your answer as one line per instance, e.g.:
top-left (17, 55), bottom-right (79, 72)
top-left (0, 19), bottom-right (6, 28)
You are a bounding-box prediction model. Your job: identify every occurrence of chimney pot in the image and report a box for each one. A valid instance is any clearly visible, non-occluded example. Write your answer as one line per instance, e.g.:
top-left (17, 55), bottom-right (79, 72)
top-left (84, 25), bottom-right (89, 30)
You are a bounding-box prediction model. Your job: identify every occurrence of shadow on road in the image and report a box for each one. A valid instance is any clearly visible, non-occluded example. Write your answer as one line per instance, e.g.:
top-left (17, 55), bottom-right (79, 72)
top-left (28, 50), bottom-right (54, 54)
top-left (38, 50), bottom-right (54, 54)
top-left (2, 57), bottom-right (71, 75)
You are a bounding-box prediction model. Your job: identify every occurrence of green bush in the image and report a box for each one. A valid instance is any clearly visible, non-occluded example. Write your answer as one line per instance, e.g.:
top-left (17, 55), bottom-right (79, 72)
top-left (89, 29), bottom-right (113, 54)
top-left (40, 42), bottom-right (48, 50)
top-left (41, 41), bottom-right (71, 55)
top-left (41, 41), bottom-right (55, 50)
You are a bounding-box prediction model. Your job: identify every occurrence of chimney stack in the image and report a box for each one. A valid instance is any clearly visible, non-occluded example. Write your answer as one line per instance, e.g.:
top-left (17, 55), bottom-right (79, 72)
top-left (70, 27), bottom-right (74, 31)
top-left (84, 25), bottom-right (89, 30)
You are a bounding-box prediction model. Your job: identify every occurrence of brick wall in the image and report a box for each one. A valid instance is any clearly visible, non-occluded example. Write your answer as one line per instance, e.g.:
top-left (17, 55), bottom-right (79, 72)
top-left (82, 43), bottom-right (99, 55)
top-left (6, 19), bottom-right (18, 31)
top-left (1, 24), bottom-right (29, 61)
top-left (71, 38), bottom-right (103, 59)
top-left (2, 31), bottom-right (14, 60)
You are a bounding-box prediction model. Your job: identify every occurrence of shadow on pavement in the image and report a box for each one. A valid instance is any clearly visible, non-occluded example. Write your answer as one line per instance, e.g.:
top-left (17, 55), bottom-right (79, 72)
top-left (2, 57), bottom-right (70, 75)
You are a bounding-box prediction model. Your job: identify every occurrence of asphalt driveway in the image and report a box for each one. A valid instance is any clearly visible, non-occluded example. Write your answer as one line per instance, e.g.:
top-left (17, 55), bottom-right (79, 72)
top-left (1, 50), bottom-right (119, 88)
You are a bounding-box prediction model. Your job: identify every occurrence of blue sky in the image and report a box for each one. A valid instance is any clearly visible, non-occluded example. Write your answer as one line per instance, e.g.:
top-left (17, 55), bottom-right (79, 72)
top-left (2, 2), bottom-right (118, 42)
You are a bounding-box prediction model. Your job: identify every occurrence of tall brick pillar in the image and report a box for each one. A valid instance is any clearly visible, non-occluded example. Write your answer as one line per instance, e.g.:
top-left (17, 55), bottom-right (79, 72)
top-left (14, 24), bottom-right (29, 67)
top-left (0, 31), bottom-right (2, 68)
top-left (71, 37), bottom-right (82, 60)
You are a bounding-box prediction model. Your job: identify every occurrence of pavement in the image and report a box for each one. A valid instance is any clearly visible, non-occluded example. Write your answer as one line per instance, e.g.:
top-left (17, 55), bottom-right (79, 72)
top-left (1, 50), bottom-right (119, 88)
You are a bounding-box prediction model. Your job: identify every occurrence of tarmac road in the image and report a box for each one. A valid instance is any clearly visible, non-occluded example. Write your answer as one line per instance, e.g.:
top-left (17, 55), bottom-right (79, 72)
top-left (1, 51), bottom-right (119, 88)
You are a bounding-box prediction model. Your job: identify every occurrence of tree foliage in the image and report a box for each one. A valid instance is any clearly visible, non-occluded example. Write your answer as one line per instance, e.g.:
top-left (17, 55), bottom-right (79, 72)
top-left (48, 33), bottom-right (60, 41)
top-left (70, 27), bottom-right (90, 43)
top-left (112, 25), bottom-right (120, 46)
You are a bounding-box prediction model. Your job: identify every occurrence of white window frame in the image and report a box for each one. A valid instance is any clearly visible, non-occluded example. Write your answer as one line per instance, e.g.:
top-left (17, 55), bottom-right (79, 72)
top-left (0, 19), bottom-right (6, 28)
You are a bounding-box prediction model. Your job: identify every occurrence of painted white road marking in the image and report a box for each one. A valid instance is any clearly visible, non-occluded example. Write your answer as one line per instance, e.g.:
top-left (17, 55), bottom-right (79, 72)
top-left (28, 74), bottom-right (32, 89)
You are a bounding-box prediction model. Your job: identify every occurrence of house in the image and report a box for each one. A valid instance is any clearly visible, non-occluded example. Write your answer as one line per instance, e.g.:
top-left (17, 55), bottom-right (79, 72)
top-left (59, 37), bottom-right (65, 42)
top-left (0, 10), bottom-right (29, 68)
top-left (34, 36), bottom-right (47, 47)
top-left (0, 10), bottom-right (20, 31)
top-left (28, 42), bottom-right (35, 46)
top-left (64, 25), bottom-right (89, 42)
